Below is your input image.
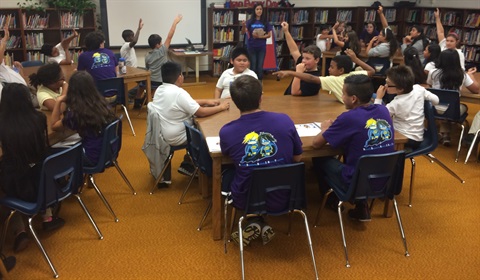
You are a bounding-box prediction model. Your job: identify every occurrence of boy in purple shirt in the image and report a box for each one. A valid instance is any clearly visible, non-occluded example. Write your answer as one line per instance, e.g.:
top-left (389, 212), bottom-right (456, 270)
top-left (312, 74), bottom-right (395, 221)
top-left (220, 75), bottom-right (302, 246)
top-left (77, 31), bottom-right (118, 81)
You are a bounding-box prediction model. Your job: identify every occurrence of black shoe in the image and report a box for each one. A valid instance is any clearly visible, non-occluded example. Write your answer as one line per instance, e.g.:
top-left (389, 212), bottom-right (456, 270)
top-left (43, 217), bottom-right (65, 232)
top-left (157, 179), bottom-right (171, 189)
top-left (178, 164), bottom-right (196, 177)
top-left (348, 205), bottom-right (371, 222)
top-left (13, 232), bottom-right (29, 253)
top-left (1, 255), bottom-right (16, 272)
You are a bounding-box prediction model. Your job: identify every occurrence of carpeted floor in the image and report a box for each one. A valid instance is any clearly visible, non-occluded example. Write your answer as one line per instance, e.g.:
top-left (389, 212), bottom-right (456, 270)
top-left (3, 74), bottom-right (480, 279)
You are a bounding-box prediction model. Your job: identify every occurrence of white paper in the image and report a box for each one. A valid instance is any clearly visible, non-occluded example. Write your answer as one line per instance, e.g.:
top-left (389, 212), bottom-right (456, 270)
top-left (295, 123), bottom-right (321, 137)
top-left (206, 136), bottom-right (221, 152)
top-left (266, 37), bottom-right (273, 45)
top-left (238, 13), bottom-right (246, 21)
top-left (51, 133), bottom-right (82, 148)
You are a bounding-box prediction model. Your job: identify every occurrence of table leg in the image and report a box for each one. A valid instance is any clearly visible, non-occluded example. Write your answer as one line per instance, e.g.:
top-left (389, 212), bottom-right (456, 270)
top-left (146, 76), bottom-right (152, 103)
top-left (195, 56), bottom-right (200, 84)
top-left (212, 158), bottom-right (222, 240)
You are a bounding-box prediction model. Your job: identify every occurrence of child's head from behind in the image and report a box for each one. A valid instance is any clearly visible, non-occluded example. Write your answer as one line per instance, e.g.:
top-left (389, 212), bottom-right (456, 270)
top-left (85, 31), bottom-right (105, 51)
top-left (67, 71), bottom-right (99, 100)
top-left (230, 47), bottom-right (250, 74)
top-left (330, 55), bottom-right (352, 76)
top-left (122, 29), bottom-right (134, 42)
top-left (230, 75), bottom-right (262, 113)
top-left (320, 25), bottom-right (329, 34)
top-left (28, 62), bottom-right (63, 89)
top-left (161, 61), bottom-right (183, 85)
top-left (0, 83), bottom-right (34, 114)
top-left (342, 74), bottom-right (372, 109)
top-left (437, 49), bottom-right (461, 70)
top-left (386, 65), bottom-right (414, 95)
top-left (302, 45), bottom-right (321, 70)
top-left (40, 44), bottom-right (59, 57)
top-left (148, 34), bottom-right (162, 49)
top-left (424, 43), bottom-right (440, 61)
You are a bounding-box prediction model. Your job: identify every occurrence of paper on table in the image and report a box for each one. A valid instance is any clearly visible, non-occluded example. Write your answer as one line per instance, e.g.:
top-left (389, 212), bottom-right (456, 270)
top-left (206, 136), bottom-right (221, 152)
top-left (51, 133), bottom-right (82, 148)
top-left (295, 122), bottom-right (322, 137)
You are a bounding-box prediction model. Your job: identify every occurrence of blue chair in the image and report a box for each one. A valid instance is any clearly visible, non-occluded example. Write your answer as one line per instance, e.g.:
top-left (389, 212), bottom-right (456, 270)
top-left (225, 162), bottom-right (318, 280)
top-left (83, 119), bottom-right (136, 223)
top-left (181, 122), bottom-right (213, 231)
top-left (314, 151), bottom-right (409, 268)
top-left (405, 101), bottom-right (465, 207)
top-left (0, 143), bottom-right (103, 278)
top-left (427, 88), bottom-right (469, 162)
top-left (465, 127), bottom-right (480, 163)
top-left (21, 60), bottom-right (44, 67)
top-left (95, 77), bottom-right (136, 136)
top-left (114, 53), bottom-right (121, 62)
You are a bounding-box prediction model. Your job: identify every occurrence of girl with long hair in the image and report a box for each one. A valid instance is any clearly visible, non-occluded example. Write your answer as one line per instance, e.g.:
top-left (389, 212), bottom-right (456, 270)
top-left (29, 62), bottom-right (68, 111)
top-left (51, 71), bottom-right (116, 166)
top-left (403, 46), bottom-right (427, 84)
top-left (401, 24), bottom-right (429, 63)
top-left (241, 4), bottom-right (272, 80)
top-left (332, 22), bottom-right (361, 57)
top-left (423, 43), bottom-right (441, 74)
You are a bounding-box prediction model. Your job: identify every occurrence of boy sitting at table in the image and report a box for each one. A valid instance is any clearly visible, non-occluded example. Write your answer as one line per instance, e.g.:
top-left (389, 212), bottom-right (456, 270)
top-left (375, 65), bottom-right (439, 151)
top-left (274, 49), bottom-right (375, 103)
top-left (219, 75), bottom-right (303, 246)
top-left (312, 74), bottom-right (394, 221)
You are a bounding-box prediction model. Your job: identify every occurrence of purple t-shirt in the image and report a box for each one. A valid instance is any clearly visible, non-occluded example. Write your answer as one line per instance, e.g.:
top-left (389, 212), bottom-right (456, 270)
top-left (77, 48), bottom-right (117, 81)
top-left (219, 111), bottom-right (303, 210)
top-left (246, 19), bottom-right (272, 50)
top-left (322, 104), bottom-right (395, 185)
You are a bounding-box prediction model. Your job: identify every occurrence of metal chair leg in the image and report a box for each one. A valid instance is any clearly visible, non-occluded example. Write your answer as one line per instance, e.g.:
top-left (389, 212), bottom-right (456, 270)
top-left (0, 210), bottom-right (15, 252)
top-left (337, 201), bottom-right (350, 268)
top-left (465, 131), bottom-right (479, 164)
top-left (224, 196), bottom-right (229, 254)
top-left (150, 152), bottom-right (174, 194)
top-left (426, 153), bottom-right (465, 183)
top-left (74, 194), bottom-right (104, 240)
top-left (120, 105), bottom-right (135, 136)
top-left (178, 167), bottom-right (199, 204)
top-left (393, 198), bottom-right (410, 257)
top-left (28, 217), bottom-right (59, 278)
top-left (455, 124), bottom-right (465, 162)
top-left (314, 189), bottom-right (332, 227)
top-left (296, 210), bottom-right (319, 280)
top-left (88, 175), bottom-right (119, 222)
top-left (238, 216), bottom-right (246, 280)
top-left (113, 161), bottom-right (136, 195)
top-left (408, 157), bottom-right (416, 207)
top-left (197, 200), bottom-right (212, 231)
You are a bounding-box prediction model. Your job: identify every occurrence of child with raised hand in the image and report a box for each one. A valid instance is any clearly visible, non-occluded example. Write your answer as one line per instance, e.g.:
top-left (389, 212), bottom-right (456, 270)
top-left (375, 65), bottom-right (439, 151)
top-left (51, 71), bottom-right (116, 166)
top-left (40, 29), bottom-right (78, 65)
top-left (214, 47), bottom-right (257, 99)
top-left (120, 18), bottom-right (144, 67)
top-left (29, 62), bottom-right (68, 111)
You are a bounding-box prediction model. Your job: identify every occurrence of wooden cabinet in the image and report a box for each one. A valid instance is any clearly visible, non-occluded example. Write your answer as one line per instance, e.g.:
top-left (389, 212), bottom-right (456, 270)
top-left (0, 8), bottom-right (95, 65)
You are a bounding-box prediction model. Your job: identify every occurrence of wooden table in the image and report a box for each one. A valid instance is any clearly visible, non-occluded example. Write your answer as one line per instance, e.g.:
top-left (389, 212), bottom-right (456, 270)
top-left (21, 64), bottom-right (152, 103)
top-left (461, 72), bottom-right (480, 104)
top-left (169, 50), bottom-right (210, 86)
top-left (321, 47), bottom-right (404, 77)
top-left (196, 93), bottom-right (408, 240)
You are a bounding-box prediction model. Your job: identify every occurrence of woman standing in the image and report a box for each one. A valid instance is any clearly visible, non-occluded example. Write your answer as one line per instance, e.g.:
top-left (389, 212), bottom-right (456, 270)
top-left (242, 4), bottom-right (272, 81)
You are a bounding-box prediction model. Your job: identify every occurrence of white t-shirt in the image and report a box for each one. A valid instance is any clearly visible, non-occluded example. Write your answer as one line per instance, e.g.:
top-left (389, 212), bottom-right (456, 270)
top-left (151, 83), bottom-right (200, 146)
top-left (48, 43), bottom-right (67, 64)
top-left (120, 42), bottom-right (137, 67)
top-left (215, 68), bottom-right (257, 99)
top-left (0, 63), bottom-right (27, 103)
top-left (316, 36), bottom-right (329, 52)
top-left (439, 38), bottom-right (465, 70)
top-left (427, 68), bottom-right (473, 93)
top-left (424, 61), bottom-right (436, 73)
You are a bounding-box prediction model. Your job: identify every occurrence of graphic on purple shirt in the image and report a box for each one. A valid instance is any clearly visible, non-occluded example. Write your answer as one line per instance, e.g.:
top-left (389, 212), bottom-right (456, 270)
top-left (77, 48), bottom-right (117, 81)
top-left (246, 20), bottom-right (272, 50)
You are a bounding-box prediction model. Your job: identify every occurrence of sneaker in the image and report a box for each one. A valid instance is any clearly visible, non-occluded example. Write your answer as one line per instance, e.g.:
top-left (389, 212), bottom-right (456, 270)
top-left (157, 179), bottom-right (171, 189)
top-left (261, 224), bottom-right (276, 245)
top-left (1, 255), bottom-right (16, 272)
top-left (178, 165), bottom-right (196, 177)
top-left (348, 204), bottom-right (371, 222)
top-left (43, 217), bottom-right (65, 232)
top-left (439, 133), bottom-right (451, 147)
top-left (231, 222), bottom-right (261, 247)
top-left (13, 232), bottom-right (29, 253)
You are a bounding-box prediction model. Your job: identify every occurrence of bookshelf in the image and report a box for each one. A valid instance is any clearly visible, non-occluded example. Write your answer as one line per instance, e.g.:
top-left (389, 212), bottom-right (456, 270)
top-left (0, 8), bottom-right (95, 65)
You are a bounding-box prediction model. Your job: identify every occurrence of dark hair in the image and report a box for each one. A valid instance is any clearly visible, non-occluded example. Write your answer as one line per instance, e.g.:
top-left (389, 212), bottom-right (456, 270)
top-left (381, 28), bottom-right (398, 57)
top-left (230, 75), bottom-right (262, 112)
top-left (403, 46), bottom-right (427, 84)
top-left (425, 43), bottom-right (441, 65)
top-left (409, 25), bottom-right (429, 50)
top-left (303, 45), bottom-right (322, 60)
top-left (435, 49), bottom-right (464, 90)
top-left (319, 24), bottom-right (329, 32)
top-left (343, 75), bottom-right (373, 103)
top-left (386, 65), bottom-right (415, 94)
top-left (40, 44), bottom-right (54, 56)
top-left (0, 83), bottom-right (47, 201)
top-left (231, 47), bottom-right (250, 61)
top-left (161, 61), bottom-right (182, 84)
top-left (122, 29), bottom-right (134, 41)
top-left (332, 55), bottom-right (353, 74)
top-left (346, 30), bottom-right (361, 56)
top-left (148, 34), bottom-right (162, 49)
top-left (64, 71), bottom-right (115, 136)
top-left (247, 4), bottom-right (268, 33)
top-left (85, 31), bottom-right (105, 51)
top-left (29, 62), bottom-right (62, 88)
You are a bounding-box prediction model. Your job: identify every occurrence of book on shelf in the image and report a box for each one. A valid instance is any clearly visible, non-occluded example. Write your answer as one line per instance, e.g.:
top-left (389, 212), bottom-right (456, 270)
top-left (5, 35), bottom-right (22, 49)
top-left (314, 10), bottom-right (329, 24)
top-left (293, 10), bottom-right (309, 24)
top-left (23, 13), bottom-right (49, 29)
top-left (364, 10), bottom-right (376, 22)
top-left (25, 32), bottom-right (44, 49)
top-left (422, 10), bottom-right (435, 24)
top-left (213, 10), bottom-right (234, 26)
top-left (62, 31), bottom-right (80, 47)
top-left (0, 14), bottom-right (16, 29)
top-left (3, 52), bottom-right (14, 66)
top-left (336, 10), bottom-right (352, 23)
top-left (464, 13), bottom-right (480, 28)
top-left (384, 9), bottom-right (396, 22)
top-left (60, 12), bottom-right (84, 28)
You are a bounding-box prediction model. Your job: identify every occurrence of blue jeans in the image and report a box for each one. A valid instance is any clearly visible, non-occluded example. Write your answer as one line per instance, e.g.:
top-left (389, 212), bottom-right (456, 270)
top-left (249, 47), bottom-right (266, 80)
top-left (312, 156), bottom-right (349, 195)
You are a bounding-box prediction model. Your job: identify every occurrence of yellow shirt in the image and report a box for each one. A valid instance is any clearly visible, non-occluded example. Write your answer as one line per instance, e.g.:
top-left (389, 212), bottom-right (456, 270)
top-left (319, 70), bottom-right (368, 103)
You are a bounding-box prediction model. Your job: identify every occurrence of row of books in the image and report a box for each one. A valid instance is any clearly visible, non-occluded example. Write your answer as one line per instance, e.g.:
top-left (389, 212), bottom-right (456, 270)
top-left (212, 44), bottom-right (234, 59)
top-left (25, 32), bottom-right (44, 49)
top-left (405, 10), bottom-right (419, 23)
top-left (2, 53), bottom-right (15, 66)
top-left (384, 9), bottom-right (397, 22)
top-left (268, 11), bottom-right (289, 25)
top-left (0, 14), bottom-right (16, 29)
top-left (213, 11), bottom-right (234, 26)
top-left (364, 10), bottom-right (377, 23)
top-left (292, 10), bottom-right (309, 25)
top-left (464, 30), bottom-right (480, 45)
top-left (314, 10), bottom-right (329, 24)
top-left (290, 26), bottom-right (304, 40)
top-left (212, 60), bottom-right (230, 76)
top-left (441, 12), bottom-right (462, 26)
top-left (212, 28), bottom-right (235, 43)
top-left (336, 10), bottom-right (352, 23)
top-left (62, 31), bottom-right (81, 47)
top-left (22, 13), bottom-right (49, 29)
top-left (26, 51), bottom-right (45, 62)
top-left (464, 13), bottom-right (480, 28)
top-left (60, 12), bottom-right (84, 28)
top-left (273, 26), bottom-right (285, 41)
top-left (422, 10), bottom-right (437, 24)
top-left (462, 46), bottom-right (480, 62)
top-left (4, 35), bottom-right (22, 49)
